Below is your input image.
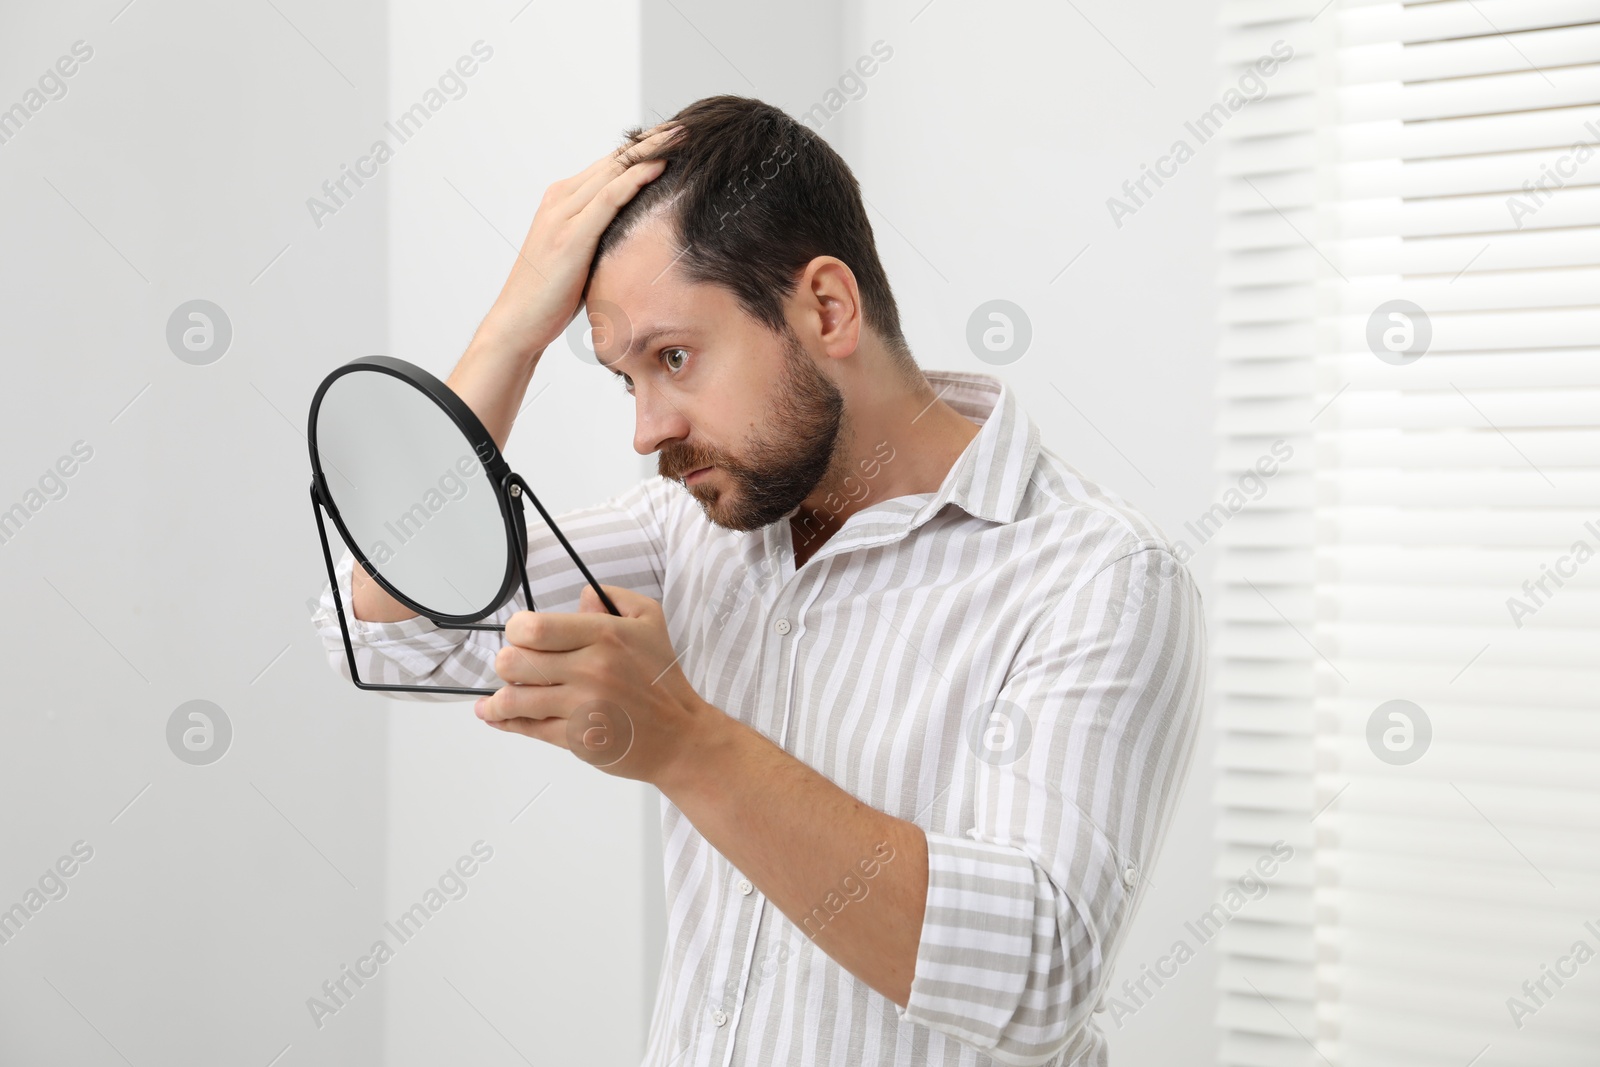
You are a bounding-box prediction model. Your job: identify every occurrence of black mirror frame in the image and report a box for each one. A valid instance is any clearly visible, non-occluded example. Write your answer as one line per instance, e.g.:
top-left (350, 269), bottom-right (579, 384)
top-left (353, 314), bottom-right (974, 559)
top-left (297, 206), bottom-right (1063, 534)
top-left (307, 355), bottom-right (619, 697)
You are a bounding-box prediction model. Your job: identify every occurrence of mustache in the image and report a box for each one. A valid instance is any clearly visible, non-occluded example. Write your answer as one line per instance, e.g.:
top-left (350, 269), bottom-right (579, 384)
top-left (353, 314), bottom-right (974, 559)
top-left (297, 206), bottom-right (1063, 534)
top-left (661, 451), bottom-right (719, 481)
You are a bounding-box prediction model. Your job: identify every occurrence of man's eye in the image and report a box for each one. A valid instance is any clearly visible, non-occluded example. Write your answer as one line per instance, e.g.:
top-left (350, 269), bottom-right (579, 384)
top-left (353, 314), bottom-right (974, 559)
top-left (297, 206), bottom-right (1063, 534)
top-left (663, 348), bottom-right (688, 371)
top-left (617, 373), bottom-right (633, 393)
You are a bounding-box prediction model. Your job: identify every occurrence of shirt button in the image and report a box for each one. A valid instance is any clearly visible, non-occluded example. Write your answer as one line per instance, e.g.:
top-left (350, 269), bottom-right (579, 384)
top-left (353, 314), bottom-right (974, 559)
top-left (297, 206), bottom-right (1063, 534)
top-left (738, 879), bottom-right (753, 895)
top-left (774, 618), bottom-right (791, 635)
top-left (1123, 865), bottom-right (1137, 888)
top-left (712, 1009), bottom-right (729, 1027)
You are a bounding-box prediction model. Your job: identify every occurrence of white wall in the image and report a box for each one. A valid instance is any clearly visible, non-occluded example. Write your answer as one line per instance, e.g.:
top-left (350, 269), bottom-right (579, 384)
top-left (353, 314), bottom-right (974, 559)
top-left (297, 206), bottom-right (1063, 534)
top-left (382, 1), bottom-right (656, 1064)
top-left (0, 1), bottom-right (389, 1064)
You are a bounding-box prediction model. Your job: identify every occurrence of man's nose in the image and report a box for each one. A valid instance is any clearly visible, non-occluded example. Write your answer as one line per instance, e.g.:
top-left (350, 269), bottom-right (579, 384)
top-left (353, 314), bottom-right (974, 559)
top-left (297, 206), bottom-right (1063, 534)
top-left (632, 385), bottom-right (693, 456)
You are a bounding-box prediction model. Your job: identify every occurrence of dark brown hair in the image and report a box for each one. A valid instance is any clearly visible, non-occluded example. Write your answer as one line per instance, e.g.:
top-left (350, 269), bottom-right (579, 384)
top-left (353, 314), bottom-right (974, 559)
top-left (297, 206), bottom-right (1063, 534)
top-left (591, 95), bottom-right (916, 375)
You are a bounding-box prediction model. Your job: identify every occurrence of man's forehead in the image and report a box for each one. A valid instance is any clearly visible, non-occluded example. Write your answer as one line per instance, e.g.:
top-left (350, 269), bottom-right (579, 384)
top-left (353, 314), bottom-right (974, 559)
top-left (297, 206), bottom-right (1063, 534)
top-left (591, 213), bottom-right (684, 290)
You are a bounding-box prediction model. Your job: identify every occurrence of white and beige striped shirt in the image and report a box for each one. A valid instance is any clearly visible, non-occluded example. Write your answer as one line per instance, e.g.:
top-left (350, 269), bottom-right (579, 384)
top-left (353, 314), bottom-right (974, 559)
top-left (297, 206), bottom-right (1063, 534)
top-left (312, 369), bottom-right (1206, 1066)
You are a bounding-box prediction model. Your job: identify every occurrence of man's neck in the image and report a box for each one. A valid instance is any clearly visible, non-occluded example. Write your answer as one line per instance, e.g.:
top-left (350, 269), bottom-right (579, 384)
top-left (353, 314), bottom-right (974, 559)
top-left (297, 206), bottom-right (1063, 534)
top-left (789, 376), bottom-right (981, 568)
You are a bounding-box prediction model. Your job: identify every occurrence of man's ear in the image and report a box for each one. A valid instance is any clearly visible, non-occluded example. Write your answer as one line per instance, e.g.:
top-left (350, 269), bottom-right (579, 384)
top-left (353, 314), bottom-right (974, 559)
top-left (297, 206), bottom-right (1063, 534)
top-left (799, 256), bottom-right (862, 360)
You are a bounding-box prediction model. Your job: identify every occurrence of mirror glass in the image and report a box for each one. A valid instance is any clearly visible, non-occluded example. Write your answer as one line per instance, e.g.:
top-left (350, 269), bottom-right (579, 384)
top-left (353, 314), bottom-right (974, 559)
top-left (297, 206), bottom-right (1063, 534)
top-left (313, 369), bottom-right (510, 619)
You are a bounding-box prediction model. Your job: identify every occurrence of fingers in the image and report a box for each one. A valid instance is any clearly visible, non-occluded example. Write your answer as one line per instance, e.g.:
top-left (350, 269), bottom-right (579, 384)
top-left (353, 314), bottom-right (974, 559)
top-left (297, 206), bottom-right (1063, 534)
top-left (567, 124), bottom-right (682, 214)
top-left (558, 123), bottom-right (679, 209)
top-left (556, 126), bottom-right (668, 203)
top-left (479, 678), bottom-right (557, 722)
top-left (617, 120), bottom-right (684, 165)
top-left (493, 639), bottom-right (556, 685)
top-left (566, 159), bottom-right (671, 247)
top-left (504, 608), bottom-right (611, 652)
top-left (608, 122), bottom-right (683, 175)
top-left (483, 711), bottom-right (565, 746)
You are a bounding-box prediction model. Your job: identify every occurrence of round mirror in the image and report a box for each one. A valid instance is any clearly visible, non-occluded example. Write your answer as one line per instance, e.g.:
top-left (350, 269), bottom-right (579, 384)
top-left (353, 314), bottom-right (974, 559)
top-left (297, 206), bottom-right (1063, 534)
top-left (308, 357), bottom-right (522, 623)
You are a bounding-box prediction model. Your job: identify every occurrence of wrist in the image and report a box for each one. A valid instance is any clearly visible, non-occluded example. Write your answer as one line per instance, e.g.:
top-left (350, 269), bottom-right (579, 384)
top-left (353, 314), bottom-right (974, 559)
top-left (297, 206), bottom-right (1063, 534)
top-left (655, 698), bottom-right (744, 801)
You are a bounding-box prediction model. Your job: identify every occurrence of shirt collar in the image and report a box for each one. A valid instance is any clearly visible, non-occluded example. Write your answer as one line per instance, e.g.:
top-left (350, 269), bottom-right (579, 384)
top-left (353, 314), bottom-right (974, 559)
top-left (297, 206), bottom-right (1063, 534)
top-left (916, 369), bottom-right (1041, 526)
top-left (762, 369), bottom-right (1041, 567)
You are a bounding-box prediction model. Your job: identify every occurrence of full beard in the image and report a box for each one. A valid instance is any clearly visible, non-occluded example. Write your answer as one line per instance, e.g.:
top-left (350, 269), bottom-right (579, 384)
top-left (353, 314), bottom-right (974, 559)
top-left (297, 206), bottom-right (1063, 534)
top-left (663, 328), bottom-right (846, 533)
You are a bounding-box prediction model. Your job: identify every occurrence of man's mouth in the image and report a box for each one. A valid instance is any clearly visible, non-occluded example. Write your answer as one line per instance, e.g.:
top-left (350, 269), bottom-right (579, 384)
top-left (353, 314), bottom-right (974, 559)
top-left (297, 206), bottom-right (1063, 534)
top-left (683, 466), bottom-right (713, 485)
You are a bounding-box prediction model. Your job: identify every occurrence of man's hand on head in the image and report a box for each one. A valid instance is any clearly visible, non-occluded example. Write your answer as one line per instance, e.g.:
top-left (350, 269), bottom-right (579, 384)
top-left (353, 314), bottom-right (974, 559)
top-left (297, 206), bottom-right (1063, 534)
top-left (467, 123), bottom-right (683, 367)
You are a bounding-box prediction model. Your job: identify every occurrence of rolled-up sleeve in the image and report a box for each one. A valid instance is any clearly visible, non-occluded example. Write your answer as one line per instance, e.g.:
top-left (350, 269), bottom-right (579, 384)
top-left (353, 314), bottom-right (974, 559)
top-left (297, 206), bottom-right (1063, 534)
top-left (898, 543), bottom-right (1207, 1065)
top-left (311, 473), bottom-right (679, 700)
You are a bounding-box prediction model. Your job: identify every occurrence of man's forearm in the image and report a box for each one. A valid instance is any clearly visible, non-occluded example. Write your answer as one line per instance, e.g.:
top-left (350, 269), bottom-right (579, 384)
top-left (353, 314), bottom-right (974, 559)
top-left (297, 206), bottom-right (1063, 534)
top-left (444, 333), bottom-right (543, 453)
top-left (657, 706), bottom-right (930, 1006)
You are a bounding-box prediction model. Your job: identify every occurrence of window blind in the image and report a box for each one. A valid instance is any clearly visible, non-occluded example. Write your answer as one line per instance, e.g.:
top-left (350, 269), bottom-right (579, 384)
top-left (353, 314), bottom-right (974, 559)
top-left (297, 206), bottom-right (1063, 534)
top-left (1216, 1), bottom-right (1600, 1065)
top-left (1213, 2), bottom-right (1330, 1064)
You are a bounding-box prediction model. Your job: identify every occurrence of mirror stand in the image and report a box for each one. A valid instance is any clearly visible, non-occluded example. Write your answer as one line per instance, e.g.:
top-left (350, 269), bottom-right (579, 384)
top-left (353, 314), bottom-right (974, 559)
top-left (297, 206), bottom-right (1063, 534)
top-left (309, 463), bottom-right (623, 697)
top-left (308, 476), bottom-right (515, 697)
top-left (505, 471), bottom-right (621, 617)
top-left (309, 477), bottom-right (534, 697)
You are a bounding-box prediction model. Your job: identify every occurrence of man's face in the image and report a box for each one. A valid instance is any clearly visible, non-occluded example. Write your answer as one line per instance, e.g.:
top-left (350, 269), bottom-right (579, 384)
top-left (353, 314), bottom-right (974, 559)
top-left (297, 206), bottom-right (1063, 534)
top-left (586, 216), bottom-right (846, 532)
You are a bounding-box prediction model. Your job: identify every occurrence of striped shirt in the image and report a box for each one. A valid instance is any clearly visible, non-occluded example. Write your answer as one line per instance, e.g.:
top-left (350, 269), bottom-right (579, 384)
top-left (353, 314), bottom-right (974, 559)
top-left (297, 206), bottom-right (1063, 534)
top-left (312, 368), bottom-right (1206, 1066)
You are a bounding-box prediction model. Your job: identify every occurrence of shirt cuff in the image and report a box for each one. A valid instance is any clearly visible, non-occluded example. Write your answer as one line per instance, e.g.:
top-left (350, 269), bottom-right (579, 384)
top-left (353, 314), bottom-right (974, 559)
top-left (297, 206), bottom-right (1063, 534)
top-left (897, 831), bottom-right (1041, 1049)
top-left (311, 549), bottom-right (474, 681)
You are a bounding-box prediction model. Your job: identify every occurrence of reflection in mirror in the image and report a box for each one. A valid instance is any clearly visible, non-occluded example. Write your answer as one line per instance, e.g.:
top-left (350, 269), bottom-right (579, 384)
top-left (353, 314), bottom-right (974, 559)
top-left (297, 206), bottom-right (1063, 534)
top-left (314, 370), bottom-right (510, 619)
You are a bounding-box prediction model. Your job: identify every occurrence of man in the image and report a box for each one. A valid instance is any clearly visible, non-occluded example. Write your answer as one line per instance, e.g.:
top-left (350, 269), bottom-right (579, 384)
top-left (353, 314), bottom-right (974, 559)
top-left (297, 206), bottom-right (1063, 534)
top-left (313, 95), bottom-right (1206, 1066)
